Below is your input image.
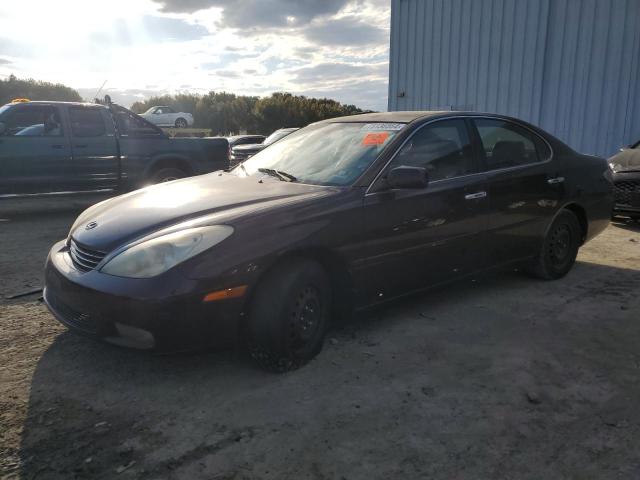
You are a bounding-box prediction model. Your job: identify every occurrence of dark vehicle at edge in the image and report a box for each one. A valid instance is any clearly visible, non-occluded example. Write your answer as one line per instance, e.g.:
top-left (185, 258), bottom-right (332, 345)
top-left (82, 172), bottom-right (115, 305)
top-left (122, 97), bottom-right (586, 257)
top-left (609, 139), bottom-right (640, 220)
top-left (226, 134), bottom-right (266, 148)
top-left (43, 111), bottom-right (613, 371)
top-left (0, 100), bottom-right (229, 197)
top-left (229, 127), bottom-right (297, 167)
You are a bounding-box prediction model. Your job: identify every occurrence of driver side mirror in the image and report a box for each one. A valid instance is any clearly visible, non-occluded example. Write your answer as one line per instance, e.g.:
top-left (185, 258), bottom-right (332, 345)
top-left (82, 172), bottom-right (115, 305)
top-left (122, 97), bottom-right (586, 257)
top-left (387, 166), bottom-right (429, 189)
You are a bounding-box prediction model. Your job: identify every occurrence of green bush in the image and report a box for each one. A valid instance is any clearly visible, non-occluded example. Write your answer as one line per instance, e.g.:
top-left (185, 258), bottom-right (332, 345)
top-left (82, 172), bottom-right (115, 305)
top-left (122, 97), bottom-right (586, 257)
top-left (132, 91), bottom-right (368, 135)
top-left (0, 74), bottom-right (82, 105)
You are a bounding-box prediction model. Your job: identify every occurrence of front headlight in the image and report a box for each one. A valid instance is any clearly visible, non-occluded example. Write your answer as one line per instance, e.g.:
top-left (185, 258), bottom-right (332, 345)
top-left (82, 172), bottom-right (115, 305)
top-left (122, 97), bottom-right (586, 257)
top-left (101, 225), bottom-right (233, 278)
top-left (609, 162), bottom-right (621, 173)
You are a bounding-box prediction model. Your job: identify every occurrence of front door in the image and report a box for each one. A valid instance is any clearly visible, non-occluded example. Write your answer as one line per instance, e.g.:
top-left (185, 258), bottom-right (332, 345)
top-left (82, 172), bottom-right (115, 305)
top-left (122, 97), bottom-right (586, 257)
top-left (361, 118), bottom-right (489, 303)
top-left (0, 104), bottom-right (71, 196)
top-left (471, 117), bottom-right (562, 265)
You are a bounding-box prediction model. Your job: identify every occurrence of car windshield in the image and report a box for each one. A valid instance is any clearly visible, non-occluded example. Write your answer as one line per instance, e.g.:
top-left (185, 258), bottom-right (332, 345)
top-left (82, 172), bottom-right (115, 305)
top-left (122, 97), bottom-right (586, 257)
top-left (264, 129), bottom-right (294, 145)
top-left (234, 122), bottom-right (404, 186)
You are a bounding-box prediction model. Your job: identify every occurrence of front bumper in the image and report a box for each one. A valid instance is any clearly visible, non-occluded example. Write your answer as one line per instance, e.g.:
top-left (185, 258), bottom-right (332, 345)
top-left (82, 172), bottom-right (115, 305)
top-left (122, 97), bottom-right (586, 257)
top-left (44, 240), bottom-right (247, 352)
top-left (613, 172), bottom-right (640, 216)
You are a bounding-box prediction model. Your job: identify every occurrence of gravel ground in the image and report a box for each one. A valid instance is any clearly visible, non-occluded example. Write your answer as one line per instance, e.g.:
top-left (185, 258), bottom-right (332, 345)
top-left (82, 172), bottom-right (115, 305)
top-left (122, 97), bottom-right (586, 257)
top-left (1, 198), bottom-right (639, 479)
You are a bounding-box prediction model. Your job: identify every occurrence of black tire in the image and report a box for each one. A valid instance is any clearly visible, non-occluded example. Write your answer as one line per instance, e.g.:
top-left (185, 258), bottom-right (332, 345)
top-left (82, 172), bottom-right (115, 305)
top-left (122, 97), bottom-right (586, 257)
top-left (246, 259), bottom-right (331, 372)
top-left (175, 118), bottom-right (188, 128)
top-left (528, 210), bottom-right (581, 280)
top-left (150, 167), bottom-right (187, 184)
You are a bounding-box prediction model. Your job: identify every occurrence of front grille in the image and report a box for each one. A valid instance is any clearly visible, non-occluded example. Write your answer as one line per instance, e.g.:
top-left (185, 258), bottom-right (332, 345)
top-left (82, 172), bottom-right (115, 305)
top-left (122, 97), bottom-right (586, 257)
top-left (614, 180), bottom-right (640, 207)
top-left (46, 289), bottom-right (99, 335)
top-left (69, 239), bottom-right (106, 272)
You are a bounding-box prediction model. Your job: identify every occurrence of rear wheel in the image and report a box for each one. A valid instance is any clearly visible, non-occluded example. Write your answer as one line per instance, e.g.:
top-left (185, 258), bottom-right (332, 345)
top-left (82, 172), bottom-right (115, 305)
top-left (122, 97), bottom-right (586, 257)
top-left (246, 259), bottom-right (331, 372)
top-left (175, 118), bottom-right (188, 128)
top-left (528, 210), bottom-right (581, 280)
top-left (150, 167), bottom-right (187, 184)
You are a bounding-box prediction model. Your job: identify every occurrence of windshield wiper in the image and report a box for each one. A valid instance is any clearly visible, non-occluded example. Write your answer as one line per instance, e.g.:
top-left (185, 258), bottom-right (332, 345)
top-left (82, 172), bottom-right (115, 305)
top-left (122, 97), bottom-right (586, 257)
top-left (258, 168), bottom-right (297, 182)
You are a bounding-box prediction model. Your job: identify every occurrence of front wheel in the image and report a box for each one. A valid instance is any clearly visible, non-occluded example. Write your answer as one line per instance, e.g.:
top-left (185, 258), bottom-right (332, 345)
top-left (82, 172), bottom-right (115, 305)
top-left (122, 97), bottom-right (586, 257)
top-left (527, 210), bottom-right (581, 280)
top-left (150, 167), bottom-right (187, 184)
top-left (246, 259), bottom-right (331, 372)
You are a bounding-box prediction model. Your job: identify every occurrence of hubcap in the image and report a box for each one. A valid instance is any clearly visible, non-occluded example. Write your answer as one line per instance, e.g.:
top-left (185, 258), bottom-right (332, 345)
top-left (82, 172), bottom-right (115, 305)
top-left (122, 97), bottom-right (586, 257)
top-left (289, 286), bottom-right (321, 348)
top-left (549, 224), bottom-right (572, 264)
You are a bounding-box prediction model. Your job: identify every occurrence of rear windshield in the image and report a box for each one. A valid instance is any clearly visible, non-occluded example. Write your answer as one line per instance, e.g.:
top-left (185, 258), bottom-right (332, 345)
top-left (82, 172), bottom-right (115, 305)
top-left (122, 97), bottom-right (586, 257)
top-left (235, 122), bottom-right (405, 186)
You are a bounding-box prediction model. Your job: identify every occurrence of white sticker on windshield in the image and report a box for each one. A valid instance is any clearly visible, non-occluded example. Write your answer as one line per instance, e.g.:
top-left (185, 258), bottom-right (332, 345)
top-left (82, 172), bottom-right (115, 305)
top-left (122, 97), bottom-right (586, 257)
top-left (360, 123), bottom-right (405, 131)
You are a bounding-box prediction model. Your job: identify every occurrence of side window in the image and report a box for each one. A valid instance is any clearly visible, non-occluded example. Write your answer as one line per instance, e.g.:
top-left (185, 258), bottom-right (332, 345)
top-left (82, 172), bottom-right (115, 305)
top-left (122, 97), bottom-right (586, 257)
top-left (390, 119), bottom-right (475, 181)
top-left (474, 119), bottom-right (542, 170)
top-left (2, 106), bottom-right (63, 137)
top-left (114, 107), bottom-right (162, 137)
top-left (69, 108), bottom-right (106, 137)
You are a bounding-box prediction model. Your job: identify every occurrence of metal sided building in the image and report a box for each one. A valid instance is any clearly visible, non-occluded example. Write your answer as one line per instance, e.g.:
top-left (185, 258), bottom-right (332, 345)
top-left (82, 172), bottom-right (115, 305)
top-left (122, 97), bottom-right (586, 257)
top-left (388, 0), bottom-right (640, 157)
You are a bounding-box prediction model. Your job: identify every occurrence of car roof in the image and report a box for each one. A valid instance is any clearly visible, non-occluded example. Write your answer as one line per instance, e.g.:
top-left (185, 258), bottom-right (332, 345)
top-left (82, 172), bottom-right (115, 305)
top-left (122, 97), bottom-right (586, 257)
top-left (316, 111), bottom-right (451, 124)
top-left (4, 100), bottom-right (102, 108)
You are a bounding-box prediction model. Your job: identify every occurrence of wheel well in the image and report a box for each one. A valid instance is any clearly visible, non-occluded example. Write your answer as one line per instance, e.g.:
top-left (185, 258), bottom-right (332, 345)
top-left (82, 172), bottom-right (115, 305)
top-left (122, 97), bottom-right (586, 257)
top-left (149, 158), bottom-right (193, 177)
top-left (564, 203), bottom-right (588, 243)
top-left (253, 249), bottom-right (355, 323)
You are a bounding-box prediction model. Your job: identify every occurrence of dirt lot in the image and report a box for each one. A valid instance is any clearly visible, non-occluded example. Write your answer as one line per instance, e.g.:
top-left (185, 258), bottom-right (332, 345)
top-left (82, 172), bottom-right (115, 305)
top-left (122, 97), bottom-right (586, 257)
top-left (1, 198), bottom-right (640, 479)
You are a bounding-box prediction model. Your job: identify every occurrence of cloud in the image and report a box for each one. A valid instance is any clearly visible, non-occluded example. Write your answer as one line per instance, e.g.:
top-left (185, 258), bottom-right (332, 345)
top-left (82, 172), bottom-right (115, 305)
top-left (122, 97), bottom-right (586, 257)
top-left (303, 79), bottom-right (388, 111)
top-left (90, 16), bottom-right (208, 47)
top-left (304, 15), bottom-right (386, 46)
top-left (294, 62), bottom-right (387, 83)
top-left (212, 70), bottom-right (241, 78)
top-left (0, 37), bottom-right (34, 58)
top-left (154, 0), bottom-right (348, 28)
top-left (0, 58), bottom-right (11, 65)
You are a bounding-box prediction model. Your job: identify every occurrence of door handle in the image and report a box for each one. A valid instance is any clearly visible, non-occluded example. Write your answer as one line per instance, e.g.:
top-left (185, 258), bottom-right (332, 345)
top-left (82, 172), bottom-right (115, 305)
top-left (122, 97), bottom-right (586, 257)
top-left (51, 144), bottom-right (65, 149)
top-left (547, 177), bottom-right (565, 184)
top-left (464, 191), bottom-right (487, 200)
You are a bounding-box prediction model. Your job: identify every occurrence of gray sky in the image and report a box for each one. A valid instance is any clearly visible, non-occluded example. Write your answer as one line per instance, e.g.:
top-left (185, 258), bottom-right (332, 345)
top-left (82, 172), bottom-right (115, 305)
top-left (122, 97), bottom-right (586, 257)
top-left (0, 0), bottom-right (390, 110)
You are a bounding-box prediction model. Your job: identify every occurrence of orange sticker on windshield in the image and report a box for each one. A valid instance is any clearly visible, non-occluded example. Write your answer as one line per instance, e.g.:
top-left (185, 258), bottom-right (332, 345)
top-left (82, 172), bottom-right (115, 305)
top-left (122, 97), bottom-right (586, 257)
top-left (362, 132), bottom-right (389, 146)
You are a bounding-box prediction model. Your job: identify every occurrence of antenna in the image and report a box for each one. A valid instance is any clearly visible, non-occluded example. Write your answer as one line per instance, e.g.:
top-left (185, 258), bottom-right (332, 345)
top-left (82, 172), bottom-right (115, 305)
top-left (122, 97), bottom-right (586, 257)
top-left (93, 80), bottom-right (107, 101)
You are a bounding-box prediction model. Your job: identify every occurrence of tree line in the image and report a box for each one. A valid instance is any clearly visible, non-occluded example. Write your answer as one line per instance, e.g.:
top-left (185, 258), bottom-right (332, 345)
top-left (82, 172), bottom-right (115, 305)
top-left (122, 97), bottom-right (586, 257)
top-left (0, 74), bottom-right (82, 105)
top-left (130, 92), bottom-right (367, 135)
top-left (0, 75), bottom-right (370, 135)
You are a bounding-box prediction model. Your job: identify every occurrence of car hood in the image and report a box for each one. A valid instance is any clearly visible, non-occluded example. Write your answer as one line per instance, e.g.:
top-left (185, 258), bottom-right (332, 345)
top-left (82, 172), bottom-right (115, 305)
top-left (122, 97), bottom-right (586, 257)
top-left (609, 148), bottom-right (640, 172)
top-left (70, 173), bottom-right (340, 252)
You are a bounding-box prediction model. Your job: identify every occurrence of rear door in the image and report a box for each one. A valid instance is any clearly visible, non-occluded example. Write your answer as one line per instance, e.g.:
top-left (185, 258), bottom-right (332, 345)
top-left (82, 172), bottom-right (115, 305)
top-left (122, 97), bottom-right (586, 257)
top-left (361, 118), bottom-right (489, 302)
top-left (66, 106), bottom-right (119, 192)
top-left (470, 117), bottom-right (559, 265)
top-left (0, 103), bottom-right (71, 195)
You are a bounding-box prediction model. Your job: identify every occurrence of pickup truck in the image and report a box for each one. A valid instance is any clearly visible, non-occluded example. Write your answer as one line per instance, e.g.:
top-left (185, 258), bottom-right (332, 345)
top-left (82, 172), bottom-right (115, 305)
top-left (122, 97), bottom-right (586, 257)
top-left (0, 100), bottom-right (229, 197)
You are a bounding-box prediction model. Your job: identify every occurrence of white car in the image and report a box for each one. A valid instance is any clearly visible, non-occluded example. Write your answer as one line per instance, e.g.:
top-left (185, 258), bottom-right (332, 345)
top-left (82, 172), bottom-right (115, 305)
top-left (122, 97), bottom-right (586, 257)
top-left (140, 106), bottom-right (194, 128)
